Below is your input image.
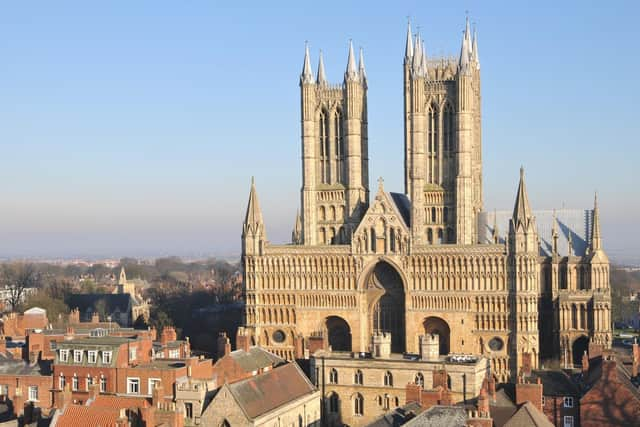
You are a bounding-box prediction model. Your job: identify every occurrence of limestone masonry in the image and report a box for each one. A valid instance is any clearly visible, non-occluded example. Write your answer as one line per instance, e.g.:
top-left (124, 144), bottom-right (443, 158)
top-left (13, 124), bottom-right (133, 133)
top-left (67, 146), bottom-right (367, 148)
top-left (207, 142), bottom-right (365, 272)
top-left (240, 19), bottom-right (612, 383)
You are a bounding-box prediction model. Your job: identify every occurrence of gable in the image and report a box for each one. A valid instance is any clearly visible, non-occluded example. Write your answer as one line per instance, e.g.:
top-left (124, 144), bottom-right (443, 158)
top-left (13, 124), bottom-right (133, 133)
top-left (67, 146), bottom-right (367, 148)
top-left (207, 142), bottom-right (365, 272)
top-left (201, 384), bottom-right (251, 427)
top-left (352, 188), bottom-right (410, 255)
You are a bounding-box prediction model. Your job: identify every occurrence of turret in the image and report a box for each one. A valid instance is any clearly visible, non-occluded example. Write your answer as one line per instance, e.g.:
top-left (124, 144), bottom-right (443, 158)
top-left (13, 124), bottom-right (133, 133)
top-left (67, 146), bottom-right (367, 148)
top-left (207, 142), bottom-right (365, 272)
top-left (300, 42), bottom-right (314, 85)
top-left (458, 17), bottom-right (472, 75)
top-left (317, 50), bottom-right (327, 86)
top-left (242, 177), bottom-right (266, 256)
top-left (591, 193), bottom-right (602, 252)
top-left (509, 167), bottom-right (538, 253)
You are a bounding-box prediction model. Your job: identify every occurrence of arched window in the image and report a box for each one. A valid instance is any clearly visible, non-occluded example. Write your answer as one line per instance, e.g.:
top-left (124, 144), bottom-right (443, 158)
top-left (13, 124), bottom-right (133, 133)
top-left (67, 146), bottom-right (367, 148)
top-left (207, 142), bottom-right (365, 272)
top-left (319, 228), bottom-right (326, 245)
top-left (335, 110), bottom-right (344, 183)
top-left (447, 375), bottom-right (452, 390)
top-left (370, 228), bottom-right (376, 252)
top-left (443, 103), bottom-right (454, 152)
top-left (330, 205), bottom-right (336, 221)
top-left (384, 371), bottom-right (393, 387)
top-left (427, 229), bottom-right (433, 244)
top-left (329, 368), bottom-right (339, 384)
top-left (383, 394), bottom-right (390, 410)
top-left (320, 110), bottom-right (329, 183)
top-left (428, 103), bottom-right (438, 155)
top-left (100, 375), bottom-right (106, 393)
top-left (220, 420), bottom-right (231, 427)
top-left (354, 393), bottom-right (364, 416)
top-left (415, 373), bottom-right (424, 388)
top-left (319, 206), bottom-right (326, 221)
top-left (328, 227), bottom-right (336, 245)
top-left (431, 207), bottom-right (437, 223)
top-left (86, 374), bottom-right (93, 390)
top-left (354, 370), bottom-right (363, 385)
top-left (72, 374), bottom-right (78, 391)
top-left (329, 392), bottom-right (339, 412)
top-left (58, 373), bottom-right (65, 390)
top-left (395, 396), bottom-right (400, 406)
top-left (437, 229), bottom-right (443, 244)
top-left (390, 228), bottom-right (396, 252)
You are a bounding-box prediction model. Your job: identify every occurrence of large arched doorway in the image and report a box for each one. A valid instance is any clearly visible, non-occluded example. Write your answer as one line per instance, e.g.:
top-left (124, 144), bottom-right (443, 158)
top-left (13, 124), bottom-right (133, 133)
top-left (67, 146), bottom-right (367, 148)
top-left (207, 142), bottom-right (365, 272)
top-left (572, 335), bottom-right (589, 367)
top-left (423, 316), bottom-right (451, 355)
top-left (366, 262), bottom-right (406, 353)
top-left (325, 316), bottom-right (351, 351)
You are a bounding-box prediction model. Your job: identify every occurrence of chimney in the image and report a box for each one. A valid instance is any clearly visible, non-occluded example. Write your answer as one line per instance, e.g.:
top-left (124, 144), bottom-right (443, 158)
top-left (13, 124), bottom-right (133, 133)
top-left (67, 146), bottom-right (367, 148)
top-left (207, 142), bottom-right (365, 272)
top-left (488, 375), bottom-right (496, 401)
top-left (235, 327), bottom-right (251, 353)
top-left (582, 350), bottom-right (590, 374)
top-left (419, 334), bottom-right (440, 361)
top-left (161, 327), bottom-right (177, 345)
top-left (405, 383), bottom-right (422, 405)
top-left (89, 382), bottom-right (100, 400)
top-left (632, 341), bottom-right (639, 378)
top-left (433, 369), bottom-right (448, 390)
top-left (69, 308), bottom-right (80, 324)
top-left (91, 312), bottom-right (100, 324)
top-left (515, 378), bottom-right (543, 412)
top-left (57, 384), bottom-right (72, 409)
top-left (152, 381), bottom-right (164, 408)
top-left (477, 380), bottom-right (489, 416)
top-left (65, 327), bottom-right (74, 339)
top-left (521, 352), bottom-right (532, 377)
top-left (217, 332), bottom-right (231, 358)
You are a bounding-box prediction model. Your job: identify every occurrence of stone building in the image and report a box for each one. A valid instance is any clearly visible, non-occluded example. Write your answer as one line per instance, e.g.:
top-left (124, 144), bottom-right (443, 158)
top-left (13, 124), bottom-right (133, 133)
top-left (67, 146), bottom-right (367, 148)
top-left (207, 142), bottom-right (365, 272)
top-left (311, 332), bottom-right (488, 426)
top-left (241, 18), bottom-right (612, 383)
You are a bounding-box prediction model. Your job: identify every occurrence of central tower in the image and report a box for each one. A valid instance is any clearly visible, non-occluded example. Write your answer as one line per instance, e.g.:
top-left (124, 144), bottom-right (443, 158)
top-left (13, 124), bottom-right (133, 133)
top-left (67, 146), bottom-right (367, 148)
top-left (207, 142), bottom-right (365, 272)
top-left (299, 42), bottom-right (369, 246)
top-left (404, 19), bottom-right (482, 245)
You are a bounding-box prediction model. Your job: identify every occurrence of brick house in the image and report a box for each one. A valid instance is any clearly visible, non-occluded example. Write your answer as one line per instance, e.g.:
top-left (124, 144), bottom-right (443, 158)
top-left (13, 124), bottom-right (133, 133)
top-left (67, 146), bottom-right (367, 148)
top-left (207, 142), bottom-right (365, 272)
top-left (530, 370), bottom-right (580, 427)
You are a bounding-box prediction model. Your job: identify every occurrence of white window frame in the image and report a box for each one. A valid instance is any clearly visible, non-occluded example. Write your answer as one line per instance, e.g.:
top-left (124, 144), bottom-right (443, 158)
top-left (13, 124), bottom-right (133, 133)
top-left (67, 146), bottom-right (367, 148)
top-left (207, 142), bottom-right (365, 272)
top-left (0, 384), bottom-right (8, 396)
top-left (127, 377), bottom-right (140, 394)
top-left (563, 397), bottom-right (574, 408)
top-left (58, 374), bottom-right (65, 390)
top-left (102, 351), bottom-right (112, 364)
top-left (564, 415), bottom-right (574, 427)
top-left (148, 378), bottom-right (161, 395)
top-left (27, 386), bottom-right (38, 402)
top-left (129, 347), bottom-right (137, 361)
top-left (72, 375), bottom-right (78, 391)
top-left (169, 349), bottom-right (180, 358)
top-left (99, 375), bottom-right (107, 393)
top-left (59, 349), bottom-right (69, 362)
top-left (73, 350), bottom-right (83, 363)
top-left (87, 350), bottom-right (97, 364)
top-left (86, 375), bottom-right (93, 390)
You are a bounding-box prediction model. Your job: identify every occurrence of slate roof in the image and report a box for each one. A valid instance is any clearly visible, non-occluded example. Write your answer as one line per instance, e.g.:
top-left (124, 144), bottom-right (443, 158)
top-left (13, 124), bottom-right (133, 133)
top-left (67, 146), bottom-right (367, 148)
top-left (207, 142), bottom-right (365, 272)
top-left (489, 386), bottom-right (518, 427)
top-left (0, 354), bottom-right (48, 376)
top-left (227, 362), bottom-right (316, 420)
top-left (367, 402), bottom-right (424, 427)
top-left (503, 401), bottom-right (554, 427)
top-left (389, 192), bottom-right (411, 227)
top-left (530, 370), bottom-right (580, 396)
top-left (228, 346), bottom-right (285, 373)
top-left (479, 209), bottom-right (593, 257)
top-left (403, 405), bottom-right (467, 427)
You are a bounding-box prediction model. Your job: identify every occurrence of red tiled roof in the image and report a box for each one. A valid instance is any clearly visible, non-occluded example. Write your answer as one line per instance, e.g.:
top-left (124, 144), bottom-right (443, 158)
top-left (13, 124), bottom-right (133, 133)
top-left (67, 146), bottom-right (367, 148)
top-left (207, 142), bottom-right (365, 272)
top-left (55, 405), bottom-right (122, 427)
top-left (91, 394), bottom-right (151, 409)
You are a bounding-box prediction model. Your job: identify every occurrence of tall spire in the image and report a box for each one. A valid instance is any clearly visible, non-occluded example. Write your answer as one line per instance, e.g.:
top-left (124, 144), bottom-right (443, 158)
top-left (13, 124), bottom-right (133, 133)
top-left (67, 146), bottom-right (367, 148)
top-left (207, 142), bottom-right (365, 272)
top-left (492, 210), bottom-right (500, 244)
top-left (420, 39), bottom-right (428, 77)
top-left (512, 167), bottom-right (533, 226)
top-left (317, 50), bottom-right (327, 86)
top-left (301, 42), bottom-right (314, 84)
top-left (591, 193), bottom-right (602, 251)
top-left (412, 35), bottom-right (423, 76)
top-left (472, 26), bottom-right (480, 69)
top-left (358, 47), bottom-right (367, 86)
top-left (552, 210), bottom-right (559, 255)
top-left (458, 16), bottom-right (472, 74)
top-left (405, 20), bottom-right (414, 62)
top-left (292, 210), bottom-right (302, 244)
top-left (244, 177), bottom-right (265, 234)
top-left (345, 40), bottom-right (358, 81)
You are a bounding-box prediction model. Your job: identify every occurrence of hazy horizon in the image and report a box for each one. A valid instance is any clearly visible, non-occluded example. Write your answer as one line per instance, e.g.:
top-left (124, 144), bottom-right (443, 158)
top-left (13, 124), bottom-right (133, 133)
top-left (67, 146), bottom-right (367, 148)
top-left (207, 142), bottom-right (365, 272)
top-left (1, 2), bottom-right (638, 265)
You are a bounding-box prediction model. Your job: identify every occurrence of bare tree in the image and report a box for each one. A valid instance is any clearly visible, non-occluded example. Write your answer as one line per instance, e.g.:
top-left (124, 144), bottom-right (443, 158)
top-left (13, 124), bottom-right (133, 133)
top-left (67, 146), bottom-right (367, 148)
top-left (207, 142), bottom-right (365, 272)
top-left (1, 263), bottom-right (41, 312)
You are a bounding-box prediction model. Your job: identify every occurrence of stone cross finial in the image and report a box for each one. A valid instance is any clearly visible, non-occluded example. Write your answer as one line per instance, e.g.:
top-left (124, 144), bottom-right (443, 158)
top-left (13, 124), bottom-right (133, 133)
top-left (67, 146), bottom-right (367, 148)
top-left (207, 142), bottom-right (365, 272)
top-left (377, 177), bottom-right (384, 192)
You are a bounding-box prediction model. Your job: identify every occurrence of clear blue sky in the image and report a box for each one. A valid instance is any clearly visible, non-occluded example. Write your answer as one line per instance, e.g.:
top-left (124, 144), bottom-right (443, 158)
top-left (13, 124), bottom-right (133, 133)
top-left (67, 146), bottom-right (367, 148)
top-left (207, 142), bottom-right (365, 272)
top-left (0, 1), bottom-right (638, 262)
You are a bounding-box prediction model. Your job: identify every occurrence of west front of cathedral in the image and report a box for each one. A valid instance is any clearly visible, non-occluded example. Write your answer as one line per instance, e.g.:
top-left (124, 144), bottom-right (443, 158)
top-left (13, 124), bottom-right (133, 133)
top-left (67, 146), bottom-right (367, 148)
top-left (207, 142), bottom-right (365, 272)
top-left (240, 19), bottom-right (612, 383)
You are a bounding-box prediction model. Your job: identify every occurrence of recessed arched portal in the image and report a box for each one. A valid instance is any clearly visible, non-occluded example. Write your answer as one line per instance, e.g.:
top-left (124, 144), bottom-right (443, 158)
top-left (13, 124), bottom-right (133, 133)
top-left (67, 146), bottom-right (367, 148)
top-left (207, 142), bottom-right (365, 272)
top-left (572, 335), bottom-right (589, 367)
top-left (423, 316), bottom-right (451, 355)
top-left (325, 316), bottom-right (352, 352)
top-left (366, 261), bottom-right (406, 353)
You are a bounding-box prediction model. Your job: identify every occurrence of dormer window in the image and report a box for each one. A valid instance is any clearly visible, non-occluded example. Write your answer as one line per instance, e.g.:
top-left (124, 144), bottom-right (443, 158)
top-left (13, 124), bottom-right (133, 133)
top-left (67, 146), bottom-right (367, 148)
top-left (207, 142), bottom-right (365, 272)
top-left (87, 351), bottom-right (97, 363)
top-left (73, 350), bottom-right (83, 363)
top-left (59, 349), bottom-right (69, 362)
top-left (102, 351), bottom-right (112, 364)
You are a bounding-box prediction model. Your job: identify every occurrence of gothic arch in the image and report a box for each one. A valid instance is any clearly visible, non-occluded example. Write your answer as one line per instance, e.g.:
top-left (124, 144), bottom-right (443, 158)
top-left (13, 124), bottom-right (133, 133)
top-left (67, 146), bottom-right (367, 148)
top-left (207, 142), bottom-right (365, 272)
top-left (423, 316), bottom-right (451, 355)
top-left (572, 335), bottom-right (589, 367)
top-left (324, 316), bottom-right (352, 352)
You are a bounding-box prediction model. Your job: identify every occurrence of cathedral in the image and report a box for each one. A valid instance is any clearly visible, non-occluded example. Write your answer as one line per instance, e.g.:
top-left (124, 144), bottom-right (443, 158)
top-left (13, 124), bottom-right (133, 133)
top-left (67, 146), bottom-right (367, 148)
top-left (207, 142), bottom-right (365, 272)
top-left (240, 19), bottom-right (612, 382)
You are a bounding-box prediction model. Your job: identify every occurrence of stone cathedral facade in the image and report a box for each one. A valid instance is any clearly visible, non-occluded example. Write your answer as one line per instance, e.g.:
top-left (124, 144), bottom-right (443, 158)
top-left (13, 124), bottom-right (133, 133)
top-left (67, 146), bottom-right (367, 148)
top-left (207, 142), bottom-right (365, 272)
top-left (240, 19), bottom-right (612, 382)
